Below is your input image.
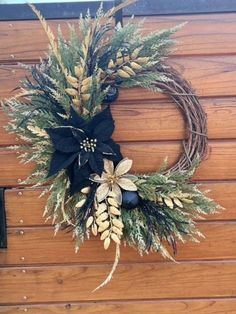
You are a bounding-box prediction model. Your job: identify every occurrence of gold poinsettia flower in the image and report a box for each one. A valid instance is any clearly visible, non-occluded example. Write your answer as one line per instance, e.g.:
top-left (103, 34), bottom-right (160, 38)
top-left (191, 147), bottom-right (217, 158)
top-left (91, 158), bottom-right (137, 204)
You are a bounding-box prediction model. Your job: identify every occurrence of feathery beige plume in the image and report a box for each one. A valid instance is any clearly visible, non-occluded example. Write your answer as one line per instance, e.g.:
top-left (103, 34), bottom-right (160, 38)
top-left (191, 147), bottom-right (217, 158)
top-left (29, 4), bottom-right (68, 77)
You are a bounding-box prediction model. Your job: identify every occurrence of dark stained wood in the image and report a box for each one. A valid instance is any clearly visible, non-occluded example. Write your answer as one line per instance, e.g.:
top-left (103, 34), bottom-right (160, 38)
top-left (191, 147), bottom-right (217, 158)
top-left (2, 299), bottom-right (236, 314)
top-left (1, 14), bottom-right (236, 62)
top-left (0, 223), bottom-right (235, 266)
top-left (1, 262), bottom-right (236, 303)
top-left (2, 97), bottom-right (236, 146)
top-left (5, 182), bottom-right (236, 228)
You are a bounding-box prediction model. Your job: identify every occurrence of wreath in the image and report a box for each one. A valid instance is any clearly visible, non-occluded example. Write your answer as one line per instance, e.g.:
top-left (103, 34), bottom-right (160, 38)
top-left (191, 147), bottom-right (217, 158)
top-left (3, 1), bottom-right (220, 290)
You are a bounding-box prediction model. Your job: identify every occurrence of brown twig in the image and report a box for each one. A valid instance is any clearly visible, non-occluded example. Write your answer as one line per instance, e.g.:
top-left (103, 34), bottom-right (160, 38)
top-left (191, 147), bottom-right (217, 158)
top-left (155, 65), bottom-right (208, 172)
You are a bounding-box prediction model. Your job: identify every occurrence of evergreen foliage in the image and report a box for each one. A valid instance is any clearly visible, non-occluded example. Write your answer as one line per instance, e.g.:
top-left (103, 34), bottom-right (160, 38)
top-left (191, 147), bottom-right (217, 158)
top-left (2, 1), bottom-right (221, 289)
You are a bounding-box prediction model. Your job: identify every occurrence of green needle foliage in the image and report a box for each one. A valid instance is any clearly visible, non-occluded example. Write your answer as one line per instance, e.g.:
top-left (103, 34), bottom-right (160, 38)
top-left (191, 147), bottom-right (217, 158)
top-left (122, 166), bottom-right (221, 259)
top-left (1, 2), bottom-right (221, 286)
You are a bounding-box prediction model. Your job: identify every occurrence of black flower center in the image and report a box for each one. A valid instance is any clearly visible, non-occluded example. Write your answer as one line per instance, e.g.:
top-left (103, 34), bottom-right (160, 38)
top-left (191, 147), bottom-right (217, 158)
top-left (80, 137), bottom-right (97, 152)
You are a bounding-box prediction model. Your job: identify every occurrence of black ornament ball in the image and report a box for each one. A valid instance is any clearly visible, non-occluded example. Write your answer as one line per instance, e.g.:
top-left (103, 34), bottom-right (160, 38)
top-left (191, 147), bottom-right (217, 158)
top-left (103, 85), bottom-right (119, 103)
top-left (122, 191), bottom-right (139, 209)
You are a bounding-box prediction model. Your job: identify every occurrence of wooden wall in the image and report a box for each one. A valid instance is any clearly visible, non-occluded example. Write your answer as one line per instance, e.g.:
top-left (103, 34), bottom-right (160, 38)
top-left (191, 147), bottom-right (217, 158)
top-left (1, 12), bottom-right (236, 313)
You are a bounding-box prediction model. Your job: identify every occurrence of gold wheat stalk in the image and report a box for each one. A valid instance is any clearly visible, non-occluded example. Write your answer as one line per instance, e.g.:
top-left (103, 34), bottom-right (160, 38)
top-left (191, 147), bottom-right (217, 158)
top-left (29, 4), bottom-right (68, 77)
top-left (92, 243), bottom-right (120, 292)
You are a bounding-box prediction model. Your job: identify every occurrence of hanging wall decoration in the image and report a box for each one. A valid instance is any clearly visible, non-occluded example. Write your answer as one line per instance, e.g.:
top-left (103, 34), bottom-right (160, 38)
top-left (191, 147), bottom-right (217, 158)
top-left (3, 0), bottom-right (221, 290)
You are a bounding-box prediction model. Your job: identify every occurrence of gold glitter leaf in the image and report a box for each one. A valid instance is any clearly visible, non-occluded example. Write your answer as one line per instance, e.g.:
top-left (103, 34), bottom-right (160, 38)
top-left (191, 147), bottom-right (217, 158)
top-left (91, 224), bottom-right (98, 236)
top-left (86, 216), bottom-right (94, 228)
top-left (109, 206), bottom-right (121, 216)
top-left (108, 197), bottom-right (118, 207)
top-left (112, 226), bottom-right (123, 236)
top-left (96, 203), bottom-right (107, 216)
top-left (75, 198), bottom-right (86, 208)
top-left (96, 212), bottom-right (109, 223)
top-left (74, 66), bottom-right (83, 78)
top-left (98, 221), bottom-right (110, 232)
top-left (104, 159), bottom-right (114, 174)
top-left (130, 61), bottom-right (142, 70)
top-left (81, 186), bottom-right (90, 194)
top-left (101, 230), bottom-right (110, 241)
top-left (111, 233), bottom-right (120, 245)
top-left (96, 183), bottom-right (110, 202)
top-left (164, 197), bottom-right (174, 209)
top-left (173, 198), bottom-right (183, 208)
top-left (123, 65), bottom-right (135, 76)
top-left (115, 158), bottom-right (133, 176)
top-left (112, 219), bottom-right (124, 229)
top-left (117, 69), bottom-right (130, 78)
top-left (104, 237), bottom-right (111, 250)
top-left (117, 178), bottom-right (137, 191)
top-left (65, 88), bottom-right (78, 97)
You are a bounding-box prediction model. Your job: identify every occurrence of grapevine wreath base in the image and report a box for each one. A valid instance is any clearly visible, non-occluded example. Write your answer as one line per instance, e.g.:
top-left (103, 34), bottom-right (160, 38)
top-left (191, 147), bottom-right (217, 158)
top-left (3, 0), bottom-right (220, 290)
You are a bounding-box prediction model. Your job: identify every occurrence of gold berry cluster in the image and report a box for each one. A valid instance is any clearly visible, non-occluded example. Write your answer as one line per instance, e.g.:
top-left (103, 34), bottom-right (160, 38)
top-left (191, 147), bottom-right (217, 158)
top-left (106, 47), bottom-right (149, 79)
top-left (86, 193), bottom-right (124, 250)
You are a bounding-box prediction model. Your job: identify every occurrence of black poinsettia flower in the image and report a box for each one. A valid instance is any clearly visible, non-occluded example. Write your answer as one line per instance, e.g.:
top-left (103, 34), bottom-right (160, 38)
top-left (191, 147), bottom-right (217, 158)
top-left (45, 106), bottom-right (123, 195)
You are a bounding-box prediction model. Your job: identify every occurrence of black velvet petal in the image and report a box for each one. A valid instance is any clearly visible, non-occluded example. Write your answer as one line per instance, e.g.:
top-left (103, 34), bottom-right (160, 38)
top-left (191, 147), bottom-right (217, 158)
top-left (47, 105), bottom-right (121, 195)
top-left (96, 142), bottom-right (115, 155)
top-left (87, 106), bottom-right (112, 133)
top-left (88, 153), bottom-right (104, 175)
top-left (92, 119), bottom-right (115, 142)
top-left (47, 151), bottom-right (78, 177)
top-left (68, 106), bottom-right (87, 129)
top-left (45, 127), bottom-right (81, 152)
top-left (71, 128), bottom-right (85, 142)
top-left (78, 151), bottom-right (90, 168)
top-left (104, 139), bottom-right (123, 162)
top-left (67, 162), bottom-right (91, 195)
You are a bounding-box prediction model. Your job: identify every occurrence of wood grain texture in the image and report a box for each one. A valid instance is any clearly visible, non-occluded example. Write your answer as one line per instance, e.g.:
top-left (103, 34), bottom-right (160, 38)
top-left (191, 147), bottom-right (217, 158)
top-left (5, 188), bottom-right (47, 226)
top-left (1, 97), bottom-right (236, 146)
top-left (0, 223), bottom-right (235, 266)
top-left (2, 56), bottom-right (236, 100)
top-left (1, 13), bottom-right (236, 62)
top-left (1, 11), bottom-right (236, 311)
top-left (5, 182), bottom-right (236, 227)
top-left (4, 182), bottom-right (235, 228)
top-left (1, 262), bottom-right (236, 304)
top-left (1, 299), bottom-right (236, 314)
top-left (1, 141), bottom-right (236, 186)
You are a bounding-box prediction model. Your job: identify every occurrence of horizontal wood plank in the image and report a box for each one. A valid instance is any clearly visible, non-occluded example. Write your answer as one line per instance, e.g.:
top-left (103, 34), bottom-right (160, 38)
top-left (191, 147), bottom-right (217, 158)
top-left (1, 140), bottom-right (236, 186)
top-left (5, 188), bottom-right (47, 226)
top-left (2, 55), bottom-right (236, 102)
top-left (2, 97), bottom-right (236, 146)
top-left (1, 299), bottom-right (236, 314)
top-left (4, 182), bottom-right (235, 227)
top-left (0, 223), bottom-right (235, 266)
top-left (1, 262), bottom-right (236, 303)
top-left (1, 13), bottom-right (236, 62)
top-left (1, 11), bottom-right (236, 311)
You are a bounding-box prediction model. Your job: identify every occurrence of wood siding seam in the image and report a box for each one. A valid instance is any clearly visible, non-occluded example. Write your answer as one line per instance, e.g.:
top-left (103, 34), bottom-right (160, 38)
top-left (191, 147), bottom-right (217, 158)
top-left (1, 11), bottom-right (236, 309)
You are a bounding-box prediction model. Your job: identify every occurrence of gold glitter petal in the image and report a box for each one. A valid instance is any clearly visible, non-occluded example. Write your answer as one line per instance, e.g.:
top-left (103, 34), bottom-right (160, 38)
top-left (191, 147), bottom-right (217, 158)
top-left (122, 174), bottom-right (138, 181)
top-left (96, 183), bottom-right (110, 202)
top-left (103, 159), bottom-right (114, 175)
top-left (112, 184), bottom-right (122, 205)
top-left (90, 174), bottom-right (105, 183)
top-left (117, 178), bottom-right (137, 191)
top-left (115, 158), bottom-right (133, 176)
